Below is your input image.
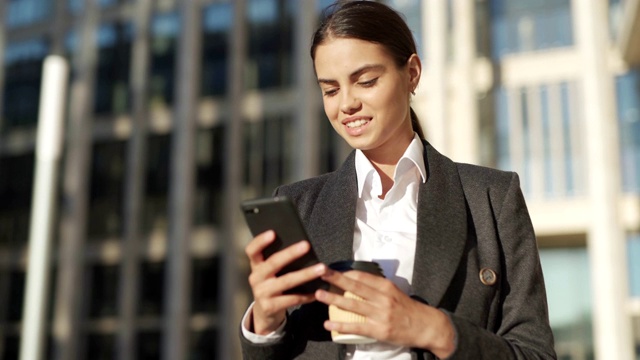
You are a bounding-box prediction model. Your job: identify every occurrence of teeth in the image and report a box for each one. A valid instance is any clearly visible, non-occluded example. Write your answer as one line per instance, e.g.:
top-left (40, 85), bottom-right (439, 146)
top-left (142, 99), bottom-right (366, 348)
top-left (346, 119), bottom-right (369, 128)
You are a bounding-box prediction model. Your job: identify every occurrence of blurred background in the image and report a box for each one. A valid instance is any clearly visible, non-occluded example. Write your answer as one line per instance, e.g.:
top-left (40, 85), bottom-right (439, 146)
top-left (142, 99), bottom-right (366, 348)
top-left (0, 0), bottom-right (639, 359)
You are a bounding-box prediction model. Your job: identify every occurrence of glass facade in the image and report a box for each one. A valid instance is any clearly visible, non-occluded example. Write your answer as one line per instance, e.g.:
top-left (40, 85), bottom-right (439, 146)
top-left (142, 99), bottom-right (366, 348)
top-left (6, 0), bottom-right (52, 29)
top-left (495, 82), bottom-right (581, 199)
top-left (149, 12), bottom-right (179, 107)
top-left (201, 3), bottom-right (232, 97)
top-left (143, 134), bottom-right (171, 234)
top-left (0, 153), bottom-right (34, 247)
top-left (2, 39), bottom-right (48, 131)
top-left (246, 0), bottom-right (294, 90)
top-left (88, 140), bottom-right (125, 241)
top-left (629, 233), bottom-right (640, 298)
top-left (616, 69), bottom-right (640, 193)
top-left (384, 0), bottom-right (423, 56)
top-left (94, 22), bottom-right (133, 115)
top-left (195, 126), bottom-right (225, 226)
top-left (540, 247), bottom-right (594, 359)
top-left (490, 0), bottom-right (573, 58)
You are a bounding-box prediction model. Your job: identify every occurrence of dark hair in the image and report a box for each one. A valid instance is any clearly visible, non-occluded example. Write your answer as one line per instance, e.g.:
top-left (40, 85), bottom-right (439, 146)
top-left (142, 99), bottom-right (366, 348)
top-left (310, 0), bottom-right (425, 140)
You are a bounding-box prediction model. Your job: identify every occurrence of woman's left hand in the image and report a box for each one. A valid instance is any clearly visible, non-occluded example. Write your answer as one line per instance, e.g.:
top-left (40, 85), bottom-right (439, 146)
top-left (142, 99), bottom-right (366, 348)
top-left (315, 269), bottom-right (456, 359)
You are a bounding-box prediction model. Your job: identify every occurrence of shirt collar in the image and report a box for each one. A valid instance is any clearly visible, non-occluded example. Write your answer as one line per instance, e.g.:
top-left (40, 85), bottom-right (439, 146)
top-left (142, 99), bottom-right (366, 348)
top-left (355, 133), bottom-right (427, 198)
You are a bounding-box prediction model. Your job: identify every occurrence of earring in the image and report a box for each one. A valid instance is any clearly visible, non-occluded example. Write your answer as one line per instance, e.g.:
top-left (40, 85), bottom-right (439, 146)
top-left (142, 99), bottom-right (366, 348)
top-left (411, 90), bottom-right (416, 96)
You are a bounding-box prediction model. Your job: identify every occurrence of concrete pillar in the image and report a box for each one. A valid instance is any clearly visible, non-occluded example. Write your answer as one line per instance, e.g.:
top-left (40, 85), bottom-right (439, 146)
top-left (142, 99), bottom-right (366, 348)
top-left (451, 0), bottom-right (479, 164)
top-left (573, 0), bottom-right (634, 358)
top-left (423, 0), bottom-right (448, 153)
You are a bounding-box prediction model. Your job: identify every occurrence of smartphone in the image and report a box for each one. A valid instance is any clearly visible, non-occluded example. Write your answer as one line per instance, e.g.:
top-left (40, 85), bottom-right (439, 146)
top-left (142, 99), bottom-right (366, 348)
top-left (241, 196), bottom-right (327, 294)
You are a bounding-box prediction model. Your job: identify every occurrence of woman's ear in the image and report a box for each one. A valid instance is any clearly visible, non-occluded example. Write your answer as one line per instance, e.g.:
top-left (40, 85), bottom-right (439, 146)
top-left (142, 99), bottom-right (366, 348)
top-left (407, 54), bottom-right (422, 93)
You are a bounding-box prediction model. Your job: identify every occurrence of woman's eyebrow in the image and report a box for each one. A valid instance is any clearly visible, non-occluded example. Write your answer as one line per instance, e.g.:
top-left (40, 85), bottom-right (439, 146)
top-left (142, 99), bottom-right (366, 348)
top-left (349, 64), bottom-right (384, 79)
top-left (317, 64), bottom-right (385, 84)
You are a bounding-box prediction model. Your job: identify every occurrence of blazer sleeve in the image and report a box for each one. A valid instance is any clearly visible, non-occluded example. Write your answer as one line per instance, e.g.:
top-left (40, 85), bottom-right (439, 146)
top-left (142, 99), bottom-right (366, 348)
top-left (444, 173), bottom-right (556, 360)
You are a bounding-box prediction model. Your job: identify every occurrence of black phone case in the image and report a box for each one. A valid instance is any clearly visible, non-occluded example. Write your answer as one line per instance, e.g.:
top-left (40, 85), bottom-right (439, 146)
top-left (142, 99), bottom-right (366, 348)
top-left (241, 196), bottom-right (327, 294)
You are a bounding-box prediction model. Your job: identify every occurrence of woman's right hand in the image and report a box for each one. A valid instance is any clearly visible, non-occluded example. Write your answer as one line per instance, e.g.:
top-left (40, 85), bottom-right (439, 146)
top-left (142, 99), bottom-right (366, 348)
top-left (245, 230), bottom-right (328, 335)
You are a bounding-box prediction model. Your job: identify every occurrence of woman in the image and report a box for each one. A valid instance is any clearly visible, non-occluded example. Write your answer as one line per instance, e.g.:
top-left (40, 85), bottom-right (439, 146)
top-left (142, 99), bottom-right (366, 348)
top-left (240, 1), bottom-right (556, 359)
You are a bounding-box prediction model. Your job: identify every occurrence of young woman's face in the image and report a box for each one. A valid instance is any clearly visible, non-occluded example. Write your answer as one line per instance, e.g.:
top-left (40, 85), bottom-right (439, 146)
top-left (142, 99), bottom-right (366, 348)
top-left (314, 37), bottom-right (420, 159)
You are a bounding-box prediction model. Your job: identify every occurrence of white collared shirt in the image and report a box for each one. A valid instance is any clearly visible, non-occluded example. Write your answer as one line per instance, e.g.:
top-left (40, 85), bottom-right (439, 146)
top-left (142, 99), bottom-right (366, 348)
top-left (346, 134), bottom-right (426, 360)
top-left (242, 134), bottom-right (427, 360)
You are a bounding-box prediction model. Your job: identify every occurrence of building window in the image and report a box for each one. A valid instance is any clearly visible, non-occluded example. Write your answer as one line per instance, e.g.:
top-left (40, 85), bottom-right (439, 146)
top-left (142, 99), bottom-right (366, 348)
top-left (195, 126), bottom-right (224, 226)
top-left (616, 69), bottom-right (640, 193)
top-left (2, 39), bottom-right (49, 131)
top-left (138, 261), bottom-right (165, 316)
top-left (94, 22), bottom-right (133, 115)
top-left (494, 82), bottom-right (583, 199)
top-left (88, 140), bottom-right (125, 241)
top-left (87, 263), bottom-right (119, 318)
top-left (150, 12), bottom-right (179, 108)
top-left (189, 329), bottom-right (217, 359)
top-left (191, 257), bottom-right (220, 314)
top-left (144, 134), bottom-right (171, 234)
top-left (68, 0), bottom-right (123, 13)
top-left (0, 153), bottom-right (34, 247)
top-left (6, 0), bottom-right (52, 28)
top-left (202, 2), bottom-right (231, 97)
top-left (7, 270), bottom-right (25, 322)
top-left (244, 115), bottom-right (295, 196)
top-left (629, 233), bottom-right (640, 298)
top-left (609, 0), bottom-right (623, 40)
top-left (246, 0), bottom-right (294, 90)
top-left (384, 0), bottom-right (423, 57)
top-left (2, 334), bottom-right (19, 359)
top-left (490, 0), bottom-right (574, 59)
top-left (137, 330), bottom-right (161, 359)
top-left (84, 333), bottom-right (116, 360)
top-left (539, 246), bottom-right (594, 359)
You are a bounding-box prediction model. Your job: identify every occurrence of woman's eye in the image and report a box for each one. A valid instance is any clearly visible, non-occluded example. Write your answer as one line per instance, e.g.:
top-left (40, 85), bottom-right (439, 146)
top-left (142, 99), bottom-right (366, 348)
top-left (323, 89), bottom-right (338, 97)
top-left (359, 78), bottom-right (378, 87)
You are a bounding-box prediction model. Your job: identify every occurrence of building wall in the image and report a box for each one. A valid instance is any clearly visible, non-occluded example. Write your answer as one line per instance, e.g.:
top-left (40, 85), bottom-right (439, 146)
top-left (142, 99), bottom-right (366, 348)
top-left (0, 0), bottom-right (639, 359)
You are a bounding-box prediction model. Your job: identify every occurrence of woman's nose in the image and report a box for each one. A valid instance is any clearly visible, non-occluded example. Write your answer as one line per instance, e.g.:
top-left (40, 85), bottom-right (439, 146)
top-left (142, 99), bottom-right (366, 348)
top-left (340, 91), bottom-right (361, 114)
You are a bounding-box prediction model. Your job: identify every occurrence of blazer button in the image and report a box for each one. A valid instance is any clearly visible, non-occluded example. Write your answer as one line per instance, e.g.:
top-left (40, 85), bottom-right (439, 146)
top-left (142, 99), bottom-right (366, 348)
top-left (479, 268), bottom-right (497, 286)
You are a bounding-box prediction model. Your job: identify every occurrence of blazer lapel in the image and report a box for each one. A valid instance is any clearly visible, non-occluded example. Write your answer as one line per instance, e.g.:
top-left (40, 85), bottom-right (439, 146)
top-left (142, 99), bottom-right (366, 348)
top-left (412, 142), bottom-right (468, 307)
top-left (307, 152), bottom-right (358, 265)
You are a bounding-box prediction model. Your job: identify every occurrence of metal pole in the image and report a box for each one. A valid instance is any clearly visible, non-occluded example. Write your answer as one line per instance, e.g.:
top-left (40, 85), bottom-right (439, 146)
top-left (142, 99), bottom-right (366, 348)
top-left (118, 0), bottom-right (152, 359)
top-left (53, 0), bottom-right (99, 358)
top-left (294, 0), bottom-right (320, 180)
top-left (162, 0), bottom-right (200, 358)
top-left (19, 55), bottom-right (69, 360)
top-left (219, 0), bottom-right (246, 359)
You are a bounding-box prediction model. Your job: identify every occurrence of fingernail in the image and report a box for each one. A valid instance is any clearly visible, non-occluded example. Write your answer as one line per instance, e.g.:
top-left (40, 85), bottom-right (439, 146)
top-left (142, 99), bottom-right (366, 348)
top-left (314, 263), bottom-right (326, 274)
top-left (297, 241), bottom-right (308, 252)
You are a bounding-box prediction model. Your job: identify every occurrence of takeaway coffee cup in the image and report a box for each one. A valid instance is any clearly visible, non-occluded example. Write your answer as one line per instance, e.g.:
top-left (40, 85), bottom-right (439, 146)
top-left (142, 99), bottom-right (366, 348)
top-left (327, 260), bottom-right (385, 344)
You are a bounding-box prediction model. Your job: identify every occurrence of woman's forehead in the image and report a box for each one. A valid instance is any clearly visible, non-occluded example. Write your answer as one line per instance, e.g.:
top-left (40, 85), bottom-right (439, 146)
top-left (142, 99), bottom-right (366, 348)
top-left (314, 38), bottom-right (394, 75)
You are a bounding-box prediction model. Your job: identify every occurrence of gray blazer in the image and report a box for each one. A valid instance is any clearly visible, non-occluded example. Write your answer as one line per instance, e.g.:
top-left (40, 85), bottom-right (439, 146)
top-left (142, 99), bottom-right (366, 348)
top-left (240, 141), bottom-right (556, 360)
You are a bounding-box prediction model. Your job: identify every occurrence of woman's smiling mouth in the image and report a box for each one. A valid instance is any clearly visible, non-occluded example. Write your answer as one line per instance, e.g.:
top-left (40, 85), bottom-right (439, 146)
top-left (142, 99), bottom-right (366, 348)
top-left (345, 119), bottom-right (371, 128)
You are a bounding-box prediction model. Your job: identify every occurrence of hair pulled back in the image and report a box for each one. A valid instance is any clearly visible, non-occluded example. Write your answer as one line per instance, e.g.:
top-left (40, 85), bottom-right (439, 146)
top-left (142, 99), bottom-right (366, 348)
top-left (310, 1), bottom-right (425, 140)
